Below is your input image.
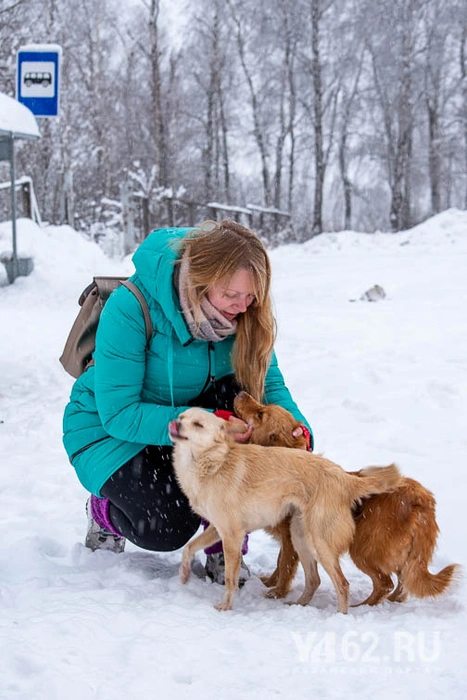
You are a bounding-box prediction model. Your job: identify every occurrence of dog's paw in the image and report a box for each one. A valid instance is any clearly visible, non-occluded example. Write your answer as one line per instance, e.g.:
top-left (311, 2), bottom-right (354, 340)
top-left (214, 600), bottom-right (232, 611)
top-left (264, 587), bottom-right (289, 599)
top-left (286, 595), bottom-right (309, 607)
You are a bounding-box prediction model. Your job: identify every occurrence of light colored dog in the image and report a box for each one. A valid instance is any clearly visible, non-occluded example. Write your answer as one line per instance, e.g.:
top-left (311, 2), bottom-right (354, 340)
top-left (169, 407), bottom-right (402, 612)
top-left (233, 390), bottom-right (306, 598)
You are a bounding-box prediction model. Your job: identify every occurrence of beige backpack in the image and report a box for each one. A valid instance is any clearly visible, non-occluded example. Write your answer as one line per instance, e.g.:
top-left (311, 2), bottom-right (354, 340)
top-left (59, 277), bottom-right (152, 378)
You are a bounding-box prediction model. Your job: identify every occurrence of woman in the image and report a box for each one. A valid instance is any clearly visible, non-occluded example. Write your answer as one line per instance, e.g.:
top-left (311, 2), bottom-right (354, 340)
top-left (63, 219), bottom-right (312, 583)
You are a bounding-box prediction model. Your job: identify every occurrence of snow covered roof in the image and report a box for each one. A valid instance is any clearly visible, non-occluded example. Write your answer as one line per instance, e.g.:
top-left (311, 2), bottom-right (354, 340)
top-left (20, 42), bottom-right (62, 53)
top-left (0, 92), bottom-right (40, 140)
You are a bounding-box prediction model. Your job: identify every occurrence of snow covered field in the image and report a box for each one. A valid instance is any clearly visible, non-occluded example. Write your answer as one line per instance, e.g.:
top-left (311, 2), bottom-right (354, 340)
top-left (0, 211), bottom-right (465, 699)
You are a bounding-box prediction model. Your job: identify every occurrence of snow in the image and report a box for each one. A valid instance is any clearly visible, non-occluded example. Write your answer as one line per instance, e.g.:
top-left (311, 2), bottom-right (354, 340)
top-left (246, 203), bottom-right (290, 216)
top-left (18, 43), bottom-right (62, 53)
top-left (207, 201), bottom-right (253, 215)
top-left (0, 211), bottom-right (466, 699)
top-left (0, 92), bottom-right (40, 139)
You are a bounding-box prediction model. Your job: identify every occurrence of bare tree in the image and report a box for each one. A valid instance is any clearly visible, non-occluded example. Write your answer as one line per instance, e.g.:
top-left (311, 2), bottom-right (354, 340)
top-left (297, 0), bottom-right (340, 235)
top-left (310, 0), bottom-right (325, 234)
top-left (461, 20), bottom-right (467, 208)
top-left (337, 52), bottom-right (364, 230)
top-left (364, 0), bottom-right (425, 231)
top-left (0, 0), bottom-right (33, 94)
top-left (226, 0), bottom-right (272, 206)
top-left (148, 0), bottom-right (169, 188)
top-left (272, 0), bottom-right (299, 214)
top-left (419, 0), bottom-right (458, 215)
top-left (190, 0), bottom-right (233, 202)
top-left (5, 0), bottom-right (467, 236)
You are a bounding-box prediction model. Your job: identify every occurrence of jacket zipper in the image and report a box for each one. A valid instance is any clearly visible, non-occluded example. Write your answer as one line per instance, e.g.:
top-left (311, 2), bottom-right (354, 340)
top-left (70, 435), bottom-right (110, 462)
top-left (199, 341), bottom-right (215, 394)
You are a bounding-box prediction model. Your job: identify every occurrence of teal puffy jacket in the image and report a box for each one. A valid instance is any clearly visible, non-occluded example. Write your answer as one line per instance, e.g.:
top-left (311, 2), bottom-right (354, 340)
top-left (63, 227), bottom-right (311, 496)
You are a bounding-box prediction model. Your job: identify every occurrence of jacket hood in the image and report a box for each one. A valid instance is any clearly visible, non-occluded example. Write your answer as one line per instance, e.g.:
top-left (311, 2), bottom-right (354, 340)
top-left (131, 227), bottom-right (194, 345)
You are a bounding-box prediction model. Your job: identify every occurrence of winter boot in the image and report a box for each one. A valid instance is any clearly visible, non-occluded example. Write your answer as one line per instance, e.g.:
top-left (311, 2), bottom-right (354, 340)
top-left (205, 552), bottom-right (250, 587)
top-left (85, 496), bottom-right (126, 553)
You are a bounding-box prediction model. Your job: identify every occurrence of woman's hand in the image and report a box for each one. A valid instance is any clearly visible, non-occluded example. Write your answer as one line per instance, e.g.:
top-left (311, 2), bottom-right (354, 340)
top-left (292, 425), bottom-right (312, 451)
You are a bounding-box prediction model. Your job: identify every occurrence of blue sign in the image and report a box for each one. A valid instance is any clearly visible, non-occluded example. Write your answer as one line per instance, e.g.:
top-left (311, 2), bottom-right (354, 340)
top-left (17, 45), bottom-right (61, 117)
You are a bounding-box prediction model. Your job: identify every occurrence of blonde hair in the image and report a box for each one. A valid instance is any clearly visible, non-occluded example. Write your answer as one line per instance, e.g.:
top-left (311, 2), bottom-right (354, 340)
top-left (177, 219), bottom-right (276, 401)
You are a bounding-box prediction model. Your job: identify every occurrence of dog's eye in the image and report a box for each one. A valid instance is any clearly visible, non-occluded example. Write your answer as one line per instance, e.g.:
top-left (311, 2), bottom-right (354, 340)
top-left (257, 411), bottom-right (263, 420)
top-left (193, 421), bottom-right (204, 429)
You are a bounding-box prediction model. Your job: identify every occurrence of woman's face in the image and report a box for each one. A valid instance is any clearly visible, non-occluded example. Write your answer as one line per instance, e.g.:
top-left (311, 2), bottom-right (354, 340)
top-left (207, 268), bottom-right (256, 321)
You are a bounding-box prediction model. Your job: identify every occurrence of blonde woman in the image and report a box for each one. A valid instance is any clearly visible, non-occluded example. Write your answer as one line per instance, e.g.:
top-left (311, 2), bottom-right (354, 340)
top-left (63, 219), bottom-right (312, 583)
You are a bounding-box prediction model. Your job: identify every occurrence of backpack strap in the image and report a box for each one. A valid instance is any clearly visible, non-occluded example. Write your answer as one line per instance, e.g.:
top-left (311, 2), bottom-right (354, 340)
top-left (120, 280), bottom-right (153, 344)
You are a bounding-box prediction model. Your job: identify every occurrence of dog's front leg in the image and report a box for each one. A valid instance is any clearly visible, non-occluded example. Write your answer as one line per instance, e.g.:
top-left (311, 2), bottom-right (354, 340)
top-left (215, 531), bottom-right (246, 611)
top-left (180, 524), bottom-right (221, 584)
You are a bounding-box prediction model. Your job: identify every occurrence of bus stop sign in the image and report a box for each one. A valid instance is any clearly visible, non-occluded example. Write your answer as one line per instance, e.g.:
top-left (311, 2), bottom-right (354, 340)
top-left (16, 44), bottom-right (61, 117)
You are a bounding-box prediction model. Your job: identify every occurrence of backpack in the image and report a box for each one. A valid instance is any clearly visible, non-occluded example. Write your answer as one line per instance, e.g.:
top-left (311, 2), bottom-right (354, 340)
top-left (59, 276), bottom-right (153, 378)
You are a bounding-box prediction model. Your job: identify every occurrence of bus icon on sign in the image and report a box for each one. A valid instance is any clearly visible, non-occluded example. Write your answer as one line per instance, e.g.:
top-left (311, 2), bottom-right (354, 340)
top-left (24, 71), bottom-right (52, 87)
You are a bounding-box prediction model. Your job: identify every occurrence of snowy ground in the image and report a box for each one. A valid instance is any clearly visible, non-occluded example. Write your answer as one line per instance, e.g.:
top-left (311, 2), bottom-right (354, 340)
top-left (0, 211), bottom-right (465, 699)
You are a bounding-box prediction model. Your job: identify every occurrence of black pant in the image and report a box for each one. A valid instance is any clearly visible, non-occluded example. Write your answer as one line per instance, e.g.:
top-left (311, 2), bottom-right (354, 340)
top-left (100, 374), bottom-right (241, 551)
top-left (101, 445), bottom-right (200, 551)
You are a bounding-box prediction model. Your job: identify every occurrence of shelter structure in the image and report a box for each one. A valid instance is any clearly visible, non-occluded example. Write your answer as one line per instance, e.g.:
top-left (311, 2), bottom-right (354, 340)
top-left (0, 92), bottom-right (40, 283)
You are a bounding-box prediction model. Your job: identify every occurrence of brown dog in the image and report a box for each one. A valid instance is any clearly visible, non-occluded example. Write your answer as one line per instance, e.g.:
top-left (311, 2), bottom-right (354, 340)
top-left (234, 391), bottom-right (459, 606)
top-left (348, 475), bottom-right (459, 605)
top-left (169, 407), bottom-right (402, 612)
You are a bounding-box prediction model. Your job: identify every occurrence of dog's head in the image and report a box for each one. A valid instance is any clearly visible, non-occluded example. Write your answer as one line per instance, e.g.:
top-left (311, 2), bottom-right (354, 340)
top-left (233, 391), bottom-right (307, 449)
top-left (169, 407), bottom-right (229, 454)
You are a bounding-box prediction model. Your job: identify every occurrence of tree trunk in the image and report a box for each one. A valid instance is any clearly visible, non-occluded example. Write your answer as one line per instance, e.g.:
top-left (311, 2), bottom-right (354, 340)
top-left (227, 0), bottom-right (271, 206)
top-left (337, 55), bottom-right (363, 231)
top-left (461, 24), bottom-right (467, 208)
top-left (389, 10), bottom-right (414, 232)
top-left (274, 1), bottom-right (297, 216)
top-left (339, 129), bottom-right (352, 230)
top-left (427, 103), bottom-right (441, 213)
top-left (149, 0), bottom-right (169, 188)
top-left (310, 0), bottom-right (324, 235)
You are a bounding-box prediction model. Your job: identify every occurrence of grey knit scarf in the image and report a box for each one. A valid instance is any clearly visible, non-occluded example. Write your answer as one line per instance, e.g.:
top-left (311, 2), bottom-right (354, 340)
top-left (176, 253), bottom-right (238, 342)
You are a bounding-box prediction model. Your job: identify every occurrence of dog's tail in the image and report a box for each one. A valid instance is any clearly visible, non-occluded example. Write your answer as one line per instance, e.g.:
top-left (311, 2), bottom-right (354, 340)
top-left (397, 498), bottom-right (460, 598)
top-left (351, 463), bottom-right (402, 500)
top-left (402, 561), bottom-right (460, 599)
top-left (396, 507), bottom-right (461, 599)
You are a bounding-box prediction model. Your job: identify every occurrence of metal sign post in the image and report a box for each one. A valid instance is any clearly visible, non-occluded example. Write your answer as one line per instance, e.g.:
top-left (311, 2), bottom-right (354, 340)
top-left (0, 134), bottom-right (34, 283)
top-left (9, 135), bottom-right (18, 275)
top-left (16, 44), bottom-right (61, 118)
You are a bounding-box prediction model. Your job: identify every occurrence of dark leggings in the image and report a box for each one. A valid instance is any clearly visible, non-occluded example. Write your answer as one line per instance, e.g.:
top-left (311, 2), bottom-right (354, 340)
top-left (101, 445), bottom-right (200, 551)
top-left (100, 374), bottom-right (241, 551)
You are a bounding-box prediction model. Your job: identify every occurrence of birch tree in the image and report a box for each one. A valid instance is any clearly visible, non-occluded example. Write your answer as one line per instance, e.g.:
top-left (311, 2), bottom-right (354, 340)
top-left (189, 0), bottom-right (234, 202)
top-left (297, 0), bottom-right (341, 235)
top-left (363, 0), bottom-right (425, 230)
